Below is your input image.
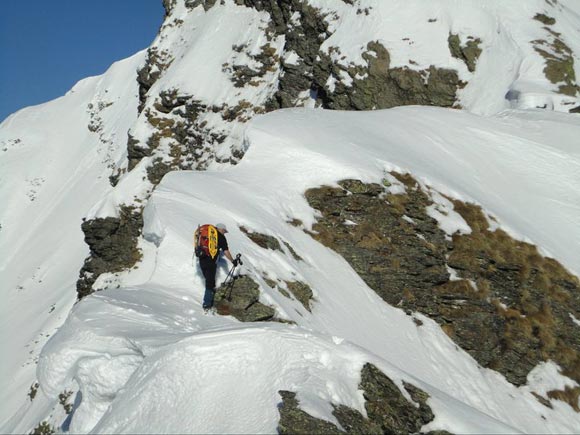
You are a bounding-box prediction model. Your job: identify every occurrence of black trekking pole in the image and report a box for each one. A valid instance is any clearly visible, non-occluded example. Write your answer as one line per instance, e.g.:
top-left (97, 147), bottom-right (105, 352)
top-left (225, 254), bottom-right (243, 301)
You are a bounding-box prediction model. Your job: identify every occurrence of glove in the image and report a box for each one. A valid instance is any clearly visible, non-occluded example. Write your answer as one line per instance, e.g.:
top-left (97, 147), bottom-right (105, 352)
top-left (233, 258), bottom-right (240, 267)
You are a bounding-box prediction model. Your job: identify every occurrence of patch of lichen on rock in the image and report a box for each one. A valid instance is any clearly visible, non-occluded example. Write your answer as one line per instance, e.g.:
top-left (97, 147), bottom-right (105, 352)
top-left (304, 176), bottom-right (580, 406)
top-left (277, 363), bottom-right (440, 434)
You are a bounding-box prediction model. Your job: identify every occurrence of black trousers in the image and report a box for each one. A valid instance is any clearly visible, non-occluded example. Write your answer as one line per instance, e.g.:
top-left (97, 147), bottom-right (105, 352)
top-left (199, 256), bottom-right (217, 290)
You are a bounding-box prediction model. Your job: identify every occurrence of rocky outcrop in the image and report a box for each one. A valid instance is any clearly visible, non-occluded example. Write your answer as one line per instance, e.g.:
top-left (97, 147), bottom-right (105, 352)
top-left (76, 206), bottom-right (143, 299)
top-left (136, 47), bottom-right (173, 113)
top-left (214, 275), bottom-right (276, 321)
top-left (285, 281), bottom-right (313, 312)
top-left (235, 2), bottom-right (461, 111)
top-left (262, 278), bottom-right (314, 312)
top-left (185, 0), bottom-right (218, 12)
top-left (305, 176), bottom-right (580, 403)
top-left (240, 226), bottom-right (283, 252)
top-left (315, 41), bottom-right (461, 110)
top-left (277, 363), bottom-right (440, 434)
top-left (277, 391), bottom-right (343, 434)
top-left (305, 178), bottom-right (450, 307)
top-left (448, 34), bottom-right (482, 73)
top-left (532, 14), bottom-right (579, 96)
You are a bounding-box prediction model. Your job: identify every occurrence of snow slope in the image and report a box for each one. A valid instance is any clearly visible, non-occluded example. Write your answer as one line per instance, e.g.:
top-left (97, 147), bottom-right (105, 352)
top-left (2, 0), bottom-right (580, 432)
top-left (18, 106), bottom-right (580, 434)
top-left (0, 51), bottom-right (145, 428)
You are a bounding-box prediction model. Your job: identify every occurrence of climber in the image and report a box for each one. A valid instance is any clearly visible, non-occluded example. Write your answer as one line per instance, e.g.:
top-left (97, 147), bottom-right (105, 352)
top-left (194, 223), bottom-right (238, 310)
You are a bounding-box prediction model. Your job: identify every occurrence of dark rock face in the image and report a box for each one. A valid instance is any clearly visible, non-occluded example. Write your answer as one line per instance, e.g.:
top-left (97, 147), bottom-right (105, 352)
top-left (305, 177), bottom-right (451, 309)
top-left (76, 206), bottom-right (143, 299)
top-left (214, 275), bottom-right (276, 321)
top-left (278, 363), bottom-right (439, 434)
top-left (127, 132), bottom-right (150, 171)
top-left (305, 177), bottom-right (580, 395)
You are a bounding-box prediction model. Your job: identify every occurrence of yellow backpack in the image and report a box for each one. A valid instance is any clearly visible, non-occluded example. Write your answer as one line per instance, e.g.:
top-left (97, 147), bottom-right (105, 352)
top-left (194, 224), bottom-right (219, 260)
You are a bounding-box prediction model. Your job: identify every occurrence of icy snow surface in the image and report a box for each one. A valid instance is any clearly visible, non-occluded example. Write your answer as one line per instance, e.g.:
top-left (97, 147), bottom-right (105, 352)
top-left (29, 106), bottom-right (580, 434)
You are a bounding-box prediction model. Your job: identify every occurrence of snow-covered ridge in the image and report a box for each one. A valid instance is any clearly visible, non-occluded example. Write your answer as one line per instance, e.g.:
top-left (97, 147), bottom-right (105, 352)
top-left (16, 106), bottom-right (580, 433)
top-left (104, 0), bottom-right (580, 213)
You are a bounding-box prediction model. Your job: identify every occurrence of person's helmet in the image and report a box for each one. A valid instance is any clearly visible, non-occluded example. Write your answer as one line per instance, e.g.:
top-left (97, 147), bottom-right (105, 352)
top-left (216, 223), bottom-right (228, 233)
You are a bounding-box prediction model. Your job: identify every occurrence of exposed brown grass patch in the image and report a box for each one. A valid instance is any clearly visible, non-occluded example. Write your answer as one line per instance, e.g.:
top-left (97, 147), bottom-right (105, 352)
top-left (547, 386), bottom-right (580, 411)
top-left (451, 200), bottom-right (580, 387)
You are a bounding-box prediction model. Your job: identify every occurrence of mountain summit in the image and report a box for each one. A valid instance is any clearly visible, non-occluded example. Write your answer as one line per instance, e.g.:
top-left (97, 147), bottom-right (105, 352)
top-left (1, 1), bottom-right (580, 433)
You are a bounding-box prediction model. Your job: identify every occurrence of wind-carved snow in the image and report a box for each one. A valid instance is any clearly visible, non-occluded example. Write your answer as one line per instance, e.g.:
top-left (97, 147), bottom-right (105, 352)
top-left (29, 106), bottom-right (580, 434)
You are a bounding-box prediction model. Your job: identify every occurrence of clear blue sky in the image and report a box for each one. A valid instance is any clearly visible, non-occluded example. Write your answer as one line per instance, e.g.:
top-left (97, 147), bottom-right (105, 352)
top-left (0, 1), bottom-right (164, 122)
